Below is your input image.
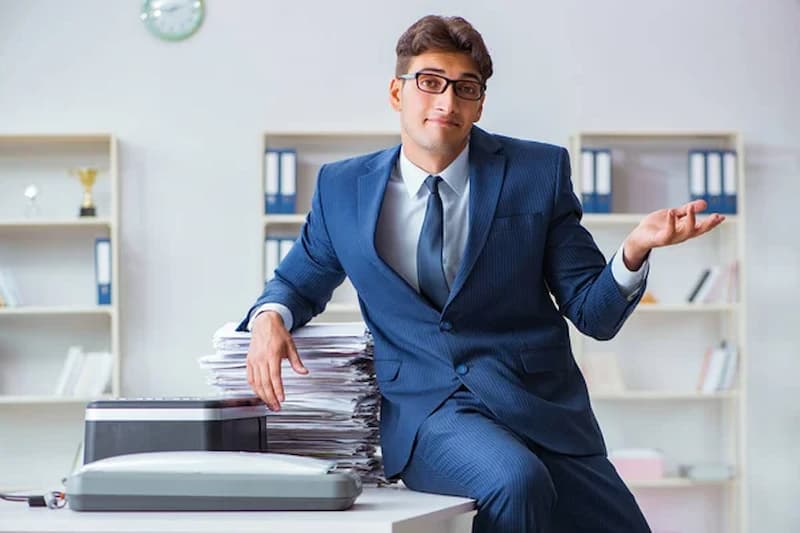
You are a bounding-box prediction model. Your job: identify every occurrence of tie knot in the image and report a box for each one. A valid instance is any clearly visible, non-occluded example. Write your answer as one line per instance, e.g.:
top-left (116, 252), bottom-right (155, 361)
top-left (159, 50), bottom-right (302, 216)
top-left (424, 175), bottom-right (443, 195)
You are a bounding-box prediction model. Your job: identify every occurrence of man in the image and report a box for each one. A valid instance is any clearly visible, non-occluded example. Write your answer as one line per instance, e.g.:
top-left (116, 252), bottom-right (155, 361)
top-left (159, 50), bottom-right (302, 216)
top-left (239, 15), bottom-right (724, 533)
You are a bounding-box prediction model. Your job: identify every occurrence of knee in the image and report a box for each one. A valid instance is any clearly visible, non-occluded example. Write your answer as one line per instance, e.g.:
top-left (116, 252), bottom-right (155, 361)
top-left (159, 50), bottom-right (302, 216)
top-left (486, 457), bottom-right (557, 509)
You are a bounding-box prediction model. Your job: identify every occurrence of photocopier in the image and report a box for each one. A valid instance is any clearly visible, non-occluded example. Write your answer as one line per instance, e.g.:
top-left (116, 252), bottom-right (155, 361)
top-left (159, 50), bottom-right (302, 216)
top-left (65, 397), bottom-right (362, 511)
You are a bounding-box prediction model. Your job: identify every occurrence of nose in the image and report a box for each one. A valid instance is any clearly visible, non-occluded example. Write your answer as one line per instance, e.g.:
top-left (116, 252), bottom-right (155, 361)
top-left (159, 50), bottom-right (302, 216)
top-left (433, 83), bottom-right (458, 113)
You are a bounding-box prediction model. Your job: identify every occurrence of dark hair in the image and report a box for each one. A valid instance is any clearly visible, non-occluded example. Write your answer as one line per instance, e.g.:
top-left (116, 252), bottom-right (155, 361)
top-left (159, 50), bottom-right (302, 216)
top-left (395, 15), bottom-right (493, 83)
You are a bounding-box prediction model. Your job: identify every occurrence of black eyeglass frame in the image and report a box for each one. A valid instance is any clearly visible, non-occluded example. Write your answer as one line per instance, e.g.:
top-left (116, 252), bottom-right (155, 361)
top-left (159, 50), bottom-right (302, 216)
top-left (397, 71), bottom-right (486, 101)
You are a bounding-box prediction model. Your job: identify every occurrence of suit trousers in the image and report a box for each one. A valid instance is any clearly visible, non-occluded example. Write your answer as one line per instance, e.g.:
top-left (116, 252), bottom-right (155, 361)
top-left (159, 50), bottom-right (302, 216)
top-left (400, 386), bottom-right (652, 533)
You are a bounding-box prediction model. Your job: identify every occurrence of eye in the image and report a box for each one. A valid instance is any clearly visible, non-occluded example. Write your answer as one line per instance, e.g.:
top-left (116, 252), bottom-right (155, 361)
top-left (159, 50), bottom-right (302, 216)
top-left (418, 75), bottom-right (444, 91)
top-left (457, 83), bottom-right (480, 97)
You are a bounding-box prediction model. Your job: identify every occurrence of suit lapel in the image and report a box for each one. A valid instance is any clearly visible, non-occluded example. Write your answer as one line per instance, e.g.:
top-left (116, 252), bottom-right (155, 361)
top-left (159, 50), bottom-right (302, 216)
top-left (445, 127), bottom-right (506, 310)
top-left (357, 145), bottom-right (423, 299)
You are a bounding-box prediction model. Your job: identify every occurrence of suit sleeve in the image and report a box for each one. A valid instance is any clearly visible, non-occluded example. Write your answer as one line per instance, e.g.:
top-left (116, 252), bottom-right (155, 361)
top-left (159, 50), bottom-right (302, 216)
top-left (237, 164), bottom-right (347, 331)
top-left (543, 148), bottom-right (646, 340)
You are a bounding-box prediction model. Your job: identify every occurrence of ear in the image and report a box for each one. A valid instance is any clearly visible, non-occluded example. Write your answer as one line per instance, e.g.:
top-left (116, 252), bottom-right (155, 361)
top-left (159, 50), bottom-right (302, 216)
top-left (389, 78), bottom-right (403, 112)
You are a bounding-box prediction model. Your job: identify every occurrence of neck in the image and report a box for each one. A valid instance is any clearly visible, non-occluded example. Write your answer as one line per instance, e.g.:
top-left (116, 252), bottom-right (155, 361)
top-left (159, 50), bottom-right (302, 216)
top-left (400, 134), bottom-right (468, 175)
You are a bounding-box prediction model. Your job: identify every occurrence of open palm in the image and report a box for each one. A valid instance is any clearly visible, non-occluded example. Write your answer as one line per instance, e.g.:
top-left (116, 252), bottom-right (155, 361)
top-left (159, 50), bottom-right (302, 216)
top-left (633, 199), bottom-right (725, 249)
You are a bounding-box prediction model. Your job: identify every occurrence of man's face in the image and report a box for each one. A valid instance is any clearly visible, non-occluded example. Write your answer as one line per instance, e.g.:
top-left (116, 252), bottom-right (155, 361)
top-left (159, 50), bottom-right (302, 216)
top-left (390, 51), bottom-right (485, 157)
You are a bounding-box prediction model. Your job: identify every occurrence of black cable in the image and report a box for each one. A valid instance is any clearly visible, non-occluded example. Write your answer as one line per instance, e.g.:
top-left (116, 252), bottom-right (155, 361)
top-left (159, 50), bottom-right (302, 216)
top-left (0, 491), bottom-right (65, 509)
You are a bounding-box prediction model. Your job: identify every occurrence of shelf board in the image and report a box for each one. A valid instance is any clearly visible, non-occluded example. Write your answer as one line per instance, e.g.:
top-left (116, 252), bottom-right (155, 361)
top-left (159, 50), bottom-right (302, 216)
top-left (582, 213), bottom-right (738, 225)
top-left (263, 131), bottom-right (399, 138)
top-left (634, 303), bottom-right (738, 313)
top-left (0, 395), bottom-right (113, 405)
top-left (0, 218), bottom-right (112, 228)
top-left (0, 305), bottom-right (113, 316)
top-left (0, 133), bottom-right (113, 144)
top-left (591, 390), bottom-right (737, 400)
top-left (575, 131), bottom-right (739, 140)
top-left (625, 477), bottom-right (735, 489)
top-left (264, 214), bottom-right (306, 225)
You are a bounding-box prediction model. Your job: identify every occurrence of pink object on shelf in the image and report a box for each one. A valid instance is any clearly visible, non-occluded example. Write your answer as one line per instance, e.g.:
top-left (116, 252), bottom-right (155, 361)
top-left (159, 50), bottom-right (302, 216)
top-left (608, 448), bottom-right (664, 481)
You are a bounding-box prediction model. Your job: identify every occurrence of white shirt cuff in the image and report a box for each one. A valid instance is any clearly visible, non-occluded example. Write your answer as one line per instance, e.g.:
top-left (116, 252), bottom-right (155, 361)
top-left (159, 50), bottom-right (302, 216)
top-left (247, 303), bottom-right (294, 332)
top-left (611, 243), bottom-right (650, 302)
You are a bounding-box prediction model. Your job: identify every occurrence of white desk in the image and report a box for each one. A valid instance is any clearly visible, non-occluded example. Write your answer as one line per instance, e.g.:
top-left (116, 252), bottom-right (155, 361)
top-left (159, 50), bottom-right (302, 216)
top-left (0, 486), bottom-right (476, 533)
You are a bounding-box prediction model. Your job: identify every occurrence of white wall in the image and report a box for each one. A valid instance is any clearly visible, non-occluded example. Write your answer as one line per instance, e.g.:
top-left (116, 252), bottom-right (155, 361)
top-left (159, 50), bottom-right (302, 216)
top-left (1, 0), bottom-right (798, 530)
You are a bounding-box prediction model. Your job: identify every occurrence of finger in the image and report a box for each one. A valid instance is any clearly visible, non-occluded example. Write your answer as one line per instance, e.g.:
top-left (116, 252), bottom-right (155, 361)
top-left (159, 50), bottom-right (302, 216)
top-left (287, 338), bottom-right (309, 375)
top-left (258, 360), bottom-right (280, 411)
top-left (249, 359), bottom-right (267, 405)
top-left (246, 351), bottom-right (267, 404)
top-left (674, 199), bottom-right (707, 217)
top-left (246, 356), bottom-right (254, 388)
top-left (270, 356), bottom-right (285, 403)
top-left (697, 213), bottom-right (726, 235)
top-left (667, 208), bottom-right (677, 237)
top-left (685, 203), bottom-right (697, 235)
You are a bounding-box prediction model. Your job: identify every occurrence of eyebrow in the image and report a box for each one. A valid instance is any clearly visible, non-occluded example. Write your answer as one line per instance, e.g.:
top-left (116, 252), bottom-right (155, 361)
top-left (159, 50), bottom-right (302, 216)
top-left (417, 67), bottom-right (482, 83)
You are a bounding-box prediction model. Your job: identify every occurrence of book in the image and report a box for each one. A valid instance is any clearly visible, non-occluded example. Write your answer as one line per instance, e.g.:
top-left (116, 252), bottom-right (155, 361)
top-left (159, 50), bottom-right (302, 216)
top-left (54, 346), bottom-right (85, 396)
top-left (696, 346), bottom-right (714, 391)
top-left (0, 269), bottom-right (22, 307)
top-left (688, 262), bottom-right (738, 304)
top-left (701, 343), bottom-right (728, 393)
top-left (72, 351), bottom-right (113, 397)
top-left (687, 268), bottom-right (711, 303)
top-left (699, 341), bottom-right (736, 393)
top-left (694, 266), bottom-right (721, 303)
top-left (54, 347), bottom-right (113, 397)
top-left (719, 344), bottom-right (739, 390)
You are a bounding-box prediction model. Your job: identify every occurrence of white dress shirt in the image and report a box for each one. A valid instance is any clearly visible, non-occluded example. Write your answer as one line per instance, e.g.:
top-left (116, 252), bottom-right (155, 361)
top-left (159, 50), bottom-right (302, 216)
top-left (249, 145), bottom-right (648, 331)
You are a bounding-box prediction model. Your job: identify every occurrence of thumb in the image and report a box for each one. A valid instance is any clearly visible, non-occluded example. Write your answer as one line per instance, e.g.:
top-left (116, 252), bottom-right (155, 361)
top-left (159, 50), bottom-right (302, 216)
top-left (288, 349), bottom-right (308, 375)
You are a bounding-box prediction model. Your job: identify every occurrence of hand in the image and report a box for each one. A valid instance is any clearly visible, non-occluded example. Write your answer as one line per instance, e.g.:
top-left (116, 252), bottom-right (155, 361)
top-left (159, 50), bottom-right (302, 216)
top-left (623, 199), bottom-right (726, 270)
top-left (246, 311), bottom-right (308, 411)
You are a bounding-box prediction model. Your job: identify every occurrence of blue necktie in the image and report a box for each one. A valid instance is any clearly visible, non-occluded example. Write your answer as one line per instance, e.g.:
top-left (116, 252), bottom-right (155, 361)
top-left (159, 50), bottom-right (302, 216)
top-left (418, 175), bottom-right (450, 310)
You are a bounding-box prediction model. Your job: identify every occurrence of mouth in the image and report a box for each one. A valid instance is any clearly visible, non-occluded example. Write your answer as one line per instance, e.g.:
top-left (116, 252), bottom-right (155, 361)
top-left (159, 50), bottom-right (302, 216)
top-left (426, 117), bottom-right (460, 128)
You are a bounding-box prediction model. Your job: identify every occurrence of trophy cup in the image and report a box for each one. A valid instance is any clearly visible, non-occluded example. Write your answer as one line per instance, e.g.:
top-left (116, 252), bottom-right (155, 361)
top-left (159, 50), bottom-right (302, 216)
top-left (72, 167), bottom-right (98, 217)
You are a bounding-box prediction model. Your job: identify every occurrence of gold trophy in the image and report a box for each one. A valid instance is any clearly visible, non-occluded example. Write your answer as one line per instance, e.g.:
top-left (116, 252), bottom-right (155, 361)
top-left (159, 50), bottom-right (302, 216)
top-left (72, 167), bottom-right (98, 217)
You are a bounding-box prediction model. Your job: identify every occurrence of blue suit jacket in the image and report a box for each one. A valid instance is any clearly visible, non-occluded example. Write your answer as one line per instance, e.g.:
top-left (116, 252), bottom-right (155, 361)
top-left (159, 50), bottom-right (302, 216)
top-left (240, 126), bottom-right (645, 479)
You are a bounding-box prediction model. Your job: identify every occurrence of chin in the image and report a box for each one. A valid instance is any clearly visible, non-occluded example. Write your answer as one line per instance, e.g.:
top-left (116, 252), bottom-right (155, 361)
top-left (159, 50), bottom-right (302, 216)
top-left (422, 130), bottom-right (468, 152)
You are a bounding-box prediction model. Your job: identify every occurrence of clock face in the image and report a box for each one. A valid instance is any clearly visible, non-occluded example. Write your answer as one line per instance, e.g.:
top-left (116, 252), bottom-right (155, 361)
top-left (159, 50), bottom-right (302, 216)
top-left (140, 0), bottom-right (205, 41)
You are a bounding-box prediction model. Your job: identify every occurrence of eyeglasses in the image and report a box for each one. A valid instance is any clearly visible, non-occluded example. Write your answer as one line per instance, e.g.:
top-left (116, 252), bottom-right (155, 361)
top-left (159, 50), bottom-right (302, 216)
top-left (398, 71), bottom-right (486, 101)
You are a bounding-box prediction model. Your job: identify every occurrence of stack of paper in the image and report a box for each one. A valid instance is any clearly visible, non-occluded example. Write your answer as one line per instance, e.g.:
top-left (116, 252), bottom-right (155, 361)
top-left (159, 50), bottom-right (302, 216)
top-left (200, 321), bottom-right (385, 484)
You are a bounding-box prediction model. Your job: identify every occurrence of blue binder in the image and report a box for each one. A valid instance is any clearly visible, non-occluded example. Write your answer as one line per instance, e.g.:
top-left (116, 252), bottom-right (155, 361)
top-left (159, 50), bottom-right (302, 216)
top-left (264, 236), bottom-right (281, 281)
top-left (265, 234), bottom-right (299, 281)
top-left (264, 148), bottom-right (297, 214)
top-left (705, 151), bottom-right (723, 213)
top-left (688, 150), bottom-right (707, 205)
top-left (94, 237), bottom-right (111, 305)
top-left (722, 150), bottom-right (738, 214)
top-left (264, 150), bottom-right (280, 214)
top-left (278, 150), bottom-right (297, 214)
top-left (593, 149), bottom-right (612, 213)
top-left (580, 149), bottom-right (595, 213)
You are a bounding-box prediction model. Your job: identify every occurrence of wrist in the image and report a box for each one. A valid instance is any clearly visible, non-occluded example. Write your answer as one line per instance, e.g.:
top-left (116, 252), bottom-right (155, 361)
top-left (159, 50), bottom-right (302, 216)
top-left (622, 237), bottom-right (650, 272)
top-left (254, 310), bottom-right (285, 331)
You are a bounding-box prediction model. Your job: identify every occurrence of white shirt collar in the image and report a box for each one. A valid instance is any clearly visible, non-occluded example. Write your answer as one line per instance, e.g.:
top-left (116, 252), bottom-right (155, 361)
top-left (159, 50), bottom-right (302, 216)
top-left (398, 143), bottom-right (470, 199)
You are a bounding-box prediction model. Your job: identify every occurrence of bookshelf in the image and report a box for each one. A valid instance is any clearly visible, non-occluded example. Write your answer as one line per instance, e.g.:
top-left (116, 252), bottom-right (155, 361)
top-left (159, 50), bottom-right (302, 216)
top-left (570, 131), bottom-right (746, 533)
top-left (0, 133), bottom-right (119, 487)
top-left (260, 132), bottom-right (400, 322)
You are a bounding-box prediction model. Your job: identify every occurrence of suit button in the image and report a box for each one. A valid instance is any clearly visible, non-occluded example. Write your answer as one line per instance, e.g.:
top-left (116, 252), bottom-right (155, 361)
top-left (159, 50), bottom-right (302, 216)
top-left (455, 364), bottom-right (468, 375)
top-left (440, 321), bottom-right (453, 332)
